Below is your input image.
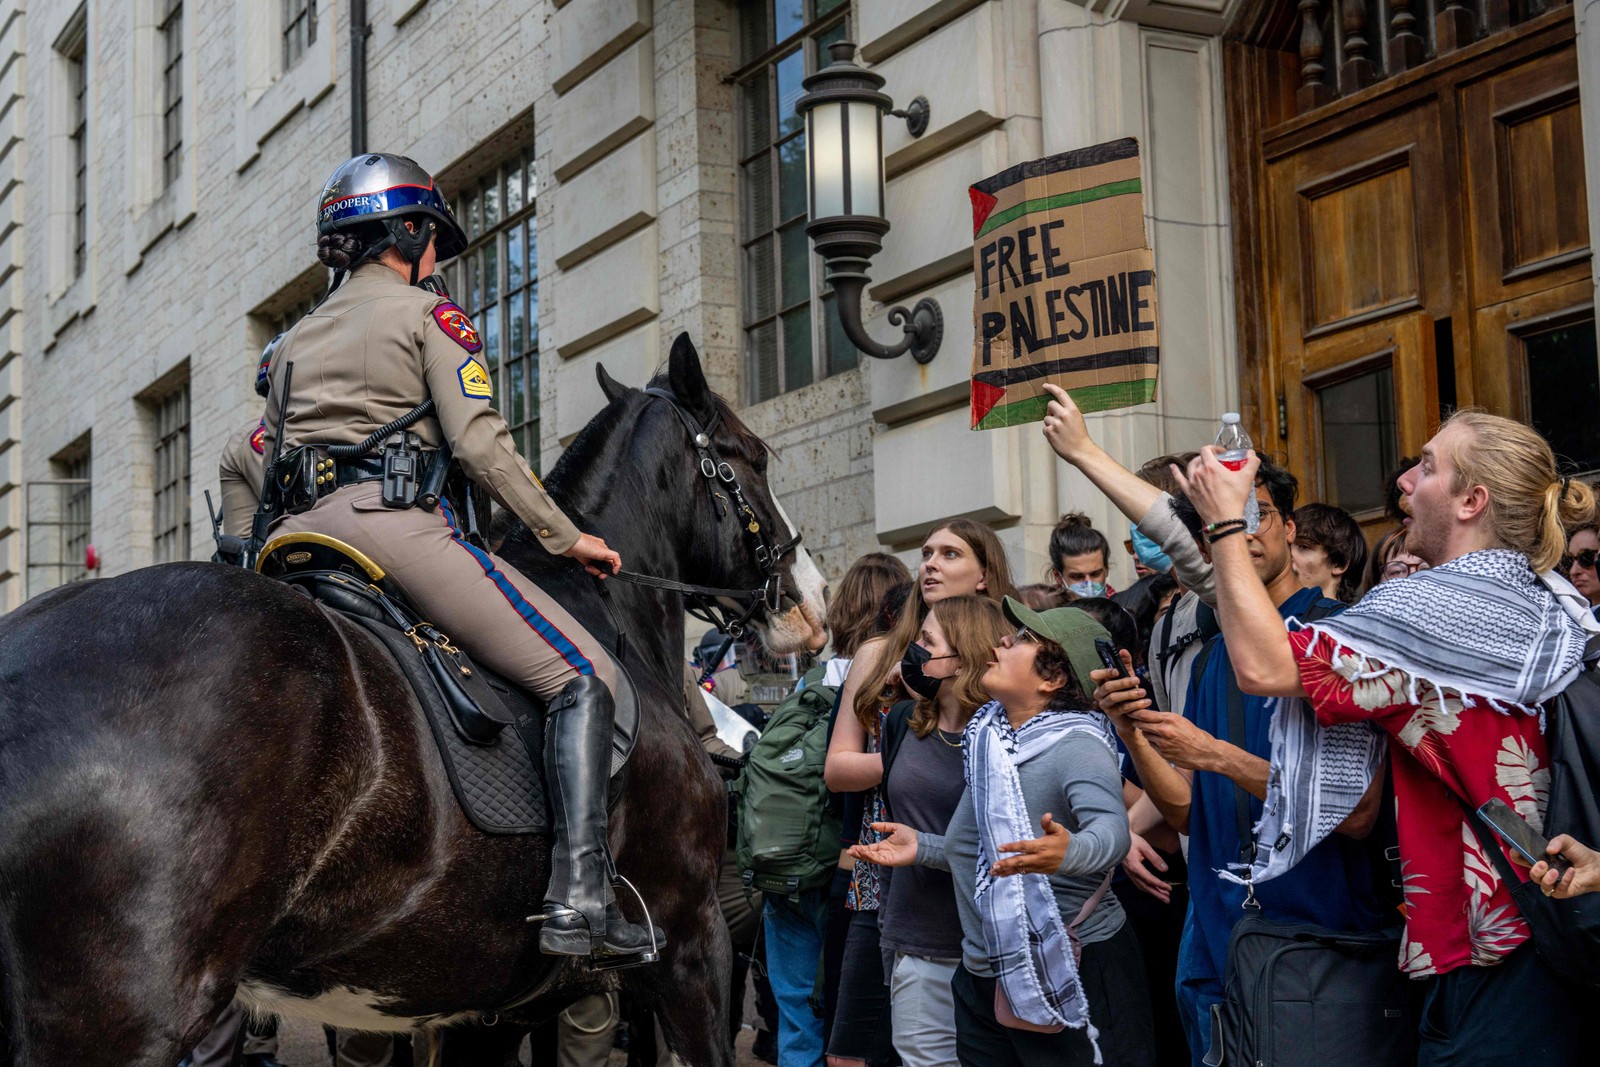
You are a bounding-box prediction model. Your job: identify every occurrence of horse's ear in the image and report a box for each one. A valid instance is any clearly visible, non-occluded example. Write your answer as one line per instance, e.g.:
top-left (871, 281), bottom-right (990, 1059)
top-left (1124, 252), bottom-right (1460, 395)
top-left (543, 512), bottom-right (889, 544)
top-left (667, 332), bottom-right (715, 422)
top-left (596, 363), bottom-right (629, 404)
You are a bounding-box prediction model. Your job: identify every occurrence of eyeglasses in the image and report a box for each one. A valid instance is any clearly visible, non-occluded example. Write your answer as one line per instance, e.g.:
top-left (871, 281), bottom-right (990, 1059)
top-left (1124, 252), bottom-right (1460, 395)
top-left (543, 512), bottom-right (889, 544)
top-left (999, 628), bottom-right (1038, 649)
top-left (1381, 559), bottom-right (1428, 580)
top-left (1561, 550), bottom-right (1599, 573)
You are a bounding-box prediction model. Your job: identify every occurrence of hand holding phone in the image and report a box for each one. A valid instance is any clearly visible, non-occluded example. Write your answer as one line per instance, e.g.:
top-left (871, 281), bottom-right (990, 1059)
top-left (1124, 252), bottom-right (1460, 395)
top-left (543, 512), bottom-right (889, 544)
top-left (1094, 638), bottom-right (1130, 681)
top-left (1477, 797), bottom-right (1573, 877)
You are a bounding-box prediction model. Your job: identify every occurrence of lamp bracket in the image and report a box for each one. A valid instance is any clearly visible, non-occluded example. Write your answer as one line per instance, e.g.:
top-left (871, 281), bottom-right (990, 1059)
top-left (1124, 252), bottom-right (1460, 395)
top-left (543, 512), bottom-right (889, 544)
top-left (821, 256), bottom-right (942, 364)
top-left (891, 96), bottom-right (930, 138)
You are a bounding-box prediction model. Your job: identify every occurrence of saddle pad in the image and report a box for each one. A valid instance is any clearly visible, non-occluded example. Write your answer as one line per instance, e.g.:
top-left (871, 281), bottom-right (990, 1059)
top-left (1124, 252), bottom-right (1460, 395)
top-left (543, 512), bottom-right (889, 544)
top-left (346, 613), bottom-right (551, 834)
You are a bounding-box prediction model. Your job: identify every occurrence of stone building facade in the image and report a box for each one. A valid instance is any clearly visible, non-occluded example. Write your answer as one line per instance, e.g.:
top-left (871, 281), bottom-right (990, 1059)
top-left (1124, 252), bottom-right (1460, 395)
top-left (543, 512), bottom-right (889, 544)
top-left (0, 0), bottom-right (1387, 608)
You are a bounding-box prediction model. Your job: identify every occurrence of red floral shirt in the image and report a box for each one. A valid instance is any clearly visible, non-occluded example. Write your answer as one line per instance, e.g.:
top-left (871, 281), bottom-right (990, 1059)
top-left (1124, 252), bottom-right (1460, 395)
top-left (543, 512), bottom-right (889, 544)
top-left (1291, 628), bottom-right (1546, 977)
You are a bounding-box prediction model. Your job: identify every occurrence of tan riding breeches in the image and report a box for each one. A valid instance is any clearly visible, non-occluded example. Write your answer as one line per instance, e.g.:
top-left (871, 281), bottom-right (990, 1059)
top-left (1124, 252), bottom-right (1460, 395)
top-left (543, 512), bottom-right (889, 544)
top-left (276, 483), bottom-right (616, 702)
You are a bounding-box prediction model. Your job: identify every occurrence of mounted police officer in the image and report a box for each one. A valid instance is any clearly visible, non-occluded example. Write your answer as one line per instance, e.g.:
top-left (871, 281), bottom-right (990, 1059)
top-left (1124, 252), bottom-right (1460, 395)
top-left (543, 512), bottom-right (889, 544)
top-left (262, 153), bottom-right (655, 960)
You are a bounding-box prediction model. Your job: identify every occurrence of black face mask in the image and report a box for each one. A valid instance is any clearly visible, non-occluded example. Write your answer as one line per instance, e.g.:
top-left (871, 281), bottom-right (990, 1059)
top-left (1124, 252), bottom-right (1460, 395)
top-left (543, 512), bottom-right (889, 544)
top-left (901, 643), bottom-right (958, 701)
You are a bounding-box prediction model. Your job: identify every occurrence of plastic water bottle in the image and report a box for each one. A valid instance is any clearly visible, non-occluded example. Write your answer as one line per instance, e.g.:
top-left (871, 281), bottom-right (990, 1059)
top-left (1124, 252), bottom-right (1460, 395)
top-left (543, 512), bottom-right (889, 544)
top-left (1215, 413), bottom-right (1260, 532)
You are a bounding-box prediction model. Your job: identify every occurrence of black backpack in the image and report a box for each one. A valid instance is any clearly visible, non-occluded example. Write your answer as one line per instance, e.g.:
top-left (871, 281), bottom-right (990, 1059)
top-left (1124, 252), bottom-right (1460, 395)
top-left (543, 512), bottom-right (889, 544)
top-left (1459, 663), bottom-right (1600, 991)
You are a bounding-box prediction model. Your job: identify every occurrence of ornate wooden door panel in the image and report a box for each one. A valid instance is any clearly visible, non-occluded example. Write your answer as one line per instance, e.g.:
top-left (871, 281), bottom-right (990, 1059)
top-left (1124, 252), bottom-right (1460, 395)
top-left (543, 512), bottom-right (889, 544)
top-left (1461, 45), bottom-right (1592, 415)
top-left (1228, 6), bottom-right (1596, 511)
top-left (1264, 107), bottom-right (1451, 522)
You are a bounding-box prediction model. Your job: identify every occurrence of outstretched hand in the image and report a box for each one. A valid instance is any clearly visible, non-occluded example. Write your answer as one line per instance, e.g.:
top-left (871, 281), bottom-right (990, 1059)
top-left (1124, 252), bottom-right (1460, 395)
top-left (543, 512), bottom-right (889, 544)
top-left (1122, 832), bottom-right (1172, 903)
top-left (1171, 446), bottom-right (1259, 529)
top-left (564, 533), bottom-right (623, 578)
top-left (849, 822), bottom-right (919, 868)
top-left (991, 813), bottom-right (1071, 877)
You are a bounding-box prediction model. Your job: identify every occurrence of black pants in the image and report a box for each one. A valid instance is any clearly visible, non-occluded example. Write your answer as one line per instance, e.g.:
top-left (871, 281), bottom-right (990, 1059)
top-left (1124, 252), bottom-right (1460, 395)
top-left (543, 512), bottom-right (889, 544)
top-left (1111, 847), bottom-right (1190, 1067)
top-left (1417, 942), bottom-right (1580, 1066)
top-left (951, 923), bottom-right (1156, 1067)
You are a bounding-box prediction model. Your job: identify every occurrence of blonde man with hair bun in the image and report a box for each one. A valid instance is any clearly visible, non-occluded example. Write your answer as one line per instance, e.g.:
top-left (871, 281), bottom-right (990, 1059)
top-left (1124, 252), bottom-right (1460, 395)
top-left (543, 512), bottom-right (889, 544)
top-left (1156, 409), bottom-right (1600, 1066)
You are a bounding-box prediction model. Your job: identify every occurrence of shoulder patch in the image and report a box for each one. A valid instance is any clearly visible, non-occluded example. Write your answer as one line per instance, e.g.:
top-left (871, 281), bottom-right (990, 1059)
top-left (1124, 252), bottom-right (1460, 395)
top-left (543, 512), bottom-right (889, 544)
top-left (432, 302), bottom-right (483, 353)
top-left (458, 357), bottom-right (493, 399)
top-left (249, 421), bottom-right (267, 455)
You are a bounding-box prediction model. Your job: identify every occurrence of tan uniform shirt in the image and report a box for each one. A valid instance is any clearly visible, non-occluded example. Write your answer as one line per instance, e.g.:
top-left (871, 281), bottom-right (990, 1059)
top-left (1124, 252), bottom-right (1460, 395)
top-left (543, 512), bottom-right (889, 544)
top-left (681, 662), bottom-right (745, 762)
top-left (262, 262), bottom-right (580, 553)
top-left (218, 421), bottom-right (266, 538)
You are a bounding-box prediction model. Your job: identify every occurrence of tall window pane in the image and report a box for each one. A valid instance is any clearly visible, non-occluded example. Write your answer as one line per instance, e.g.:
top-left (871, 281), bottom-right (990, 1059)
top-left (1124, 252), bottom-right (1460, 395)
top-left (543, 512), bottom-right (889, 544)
top-left (737, 0), bottom-right (857, 403)
top-left (61, 22), bottom-right (88, 280)
top-left (160, 0), bottom-right (183, 189)
top-left (282, 0), bottom-right (318, 70)
top-left (445, 149), bottom-right (541, 471)
top-left (1316, 365), bottom-right (1397, 516)
top-left (1526, 320), bottom-right (1600, 474)
top-left (152, 384), bottom-right (191, 563)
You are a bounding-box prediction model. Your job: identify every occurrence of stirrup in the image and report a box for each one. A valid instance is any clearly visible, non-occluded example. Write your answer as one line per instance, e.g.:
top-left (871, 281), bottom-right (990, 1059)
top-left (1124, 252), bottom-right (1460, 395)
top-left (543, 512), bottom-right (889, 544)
top-left (591, 874), bottom-right (661, 971)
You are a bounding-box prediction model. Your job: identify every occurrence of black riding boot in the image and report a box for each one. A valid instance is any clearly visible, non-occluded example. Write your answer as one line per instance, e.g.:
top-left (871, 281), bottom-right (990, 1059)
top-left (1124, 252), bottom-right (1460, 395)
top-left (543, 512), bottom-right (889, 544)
top-left (538, 674), bottom-right (656, 957)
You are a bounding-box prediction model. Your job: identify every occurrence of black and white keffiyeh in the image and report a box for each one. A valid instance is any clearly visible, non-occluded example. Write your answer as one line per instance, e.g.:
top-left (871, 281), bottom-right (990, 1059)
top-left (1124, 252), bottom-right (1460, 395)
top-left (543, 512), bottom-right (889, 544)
top-left (1238, 550), bottom-right (1600, 887)
top-left (965, 700), bottom-right (1115, 1057)
top-left (1299, 549), bottom-right (1592, 713)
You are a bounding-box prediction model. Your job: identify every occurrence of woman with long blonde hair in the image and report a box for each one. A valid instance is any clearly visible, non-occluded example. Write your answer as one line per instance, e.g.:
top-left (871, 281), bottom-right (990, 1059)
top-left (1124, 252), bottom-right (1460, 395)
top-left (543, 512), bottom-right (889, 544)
top-left (823, 519), bottom-right (1016, 1067)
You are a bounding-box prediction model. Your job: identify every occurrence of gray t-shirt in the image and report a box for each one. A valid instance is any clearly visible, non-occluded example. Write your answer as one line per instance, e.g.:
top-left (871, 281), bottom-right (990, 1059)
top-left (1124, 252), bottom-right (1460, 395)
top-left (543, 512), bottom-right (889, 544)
top-left (880, 728), bottom-right (966, 960)
top-left (916, 726), bottom-right (1130, 978)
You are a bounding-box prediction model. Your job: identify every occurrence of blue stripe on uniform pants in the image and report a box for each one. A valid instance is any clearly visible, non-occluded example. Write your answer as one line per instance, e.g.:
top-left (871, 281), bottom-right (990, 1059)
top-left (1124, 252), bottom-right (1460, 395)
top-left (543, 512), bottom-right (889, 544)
top-left (438, 498), bottom-right (594, 676)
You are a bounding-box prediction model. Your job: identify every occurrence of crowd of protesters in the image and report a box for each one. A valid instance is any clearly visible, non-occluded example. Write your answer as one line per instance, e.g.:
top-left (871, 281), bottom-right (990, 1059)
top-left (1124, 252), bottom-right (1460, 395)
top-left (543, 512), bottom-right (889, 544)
top-left (203, 385), bottom-right (1600, 1067)
top-left (716, 382), bottom-right (1600, 1067)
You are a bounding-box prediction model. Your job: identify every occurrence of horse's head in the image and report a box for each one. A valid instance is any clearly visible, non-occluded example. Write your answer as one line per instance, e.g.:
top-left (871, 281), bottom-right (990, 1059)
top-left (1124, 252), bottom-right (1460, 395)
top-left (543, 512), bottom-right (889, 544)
top-left (596, 333), bottom-right (829, 654)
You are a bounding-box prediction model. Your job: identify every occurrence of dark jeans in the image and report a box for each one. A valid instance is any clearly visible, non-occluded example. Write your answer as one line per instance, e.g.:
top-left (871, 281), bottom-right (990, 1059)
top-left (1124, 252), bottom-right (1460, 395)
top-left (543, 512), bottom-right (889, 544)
top-left (1417, 943), bottom-right (1580, 1066)
top-left (951, 924), bottom-right (1156, 1067)
top-left (827, 907), bottom-right (898, 1067)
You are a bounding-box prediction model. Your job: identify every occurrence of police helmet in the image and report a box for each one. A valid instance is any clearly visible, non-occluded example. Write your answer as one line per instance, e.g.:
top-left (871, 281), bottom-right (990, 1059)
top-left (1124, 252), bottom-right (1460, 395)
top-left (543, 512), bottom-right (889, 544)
top-left (255, 333), bottom-right (284, 398)
top-left (317, 154), bottom-right (469, 268)
top-left (695, 628), bottom-right (732, 672)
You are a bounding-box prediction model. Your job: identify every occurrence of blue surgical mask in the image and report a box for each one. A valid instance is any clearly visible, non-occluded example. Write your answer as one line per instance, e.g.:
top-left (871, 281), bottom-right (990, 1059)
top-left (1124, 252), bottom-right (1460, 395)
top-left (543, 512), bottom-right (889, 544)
top-left (1129, 526), bottom-right (1174, 574)
top-left (1066, 579), bottom-right (1107, 599)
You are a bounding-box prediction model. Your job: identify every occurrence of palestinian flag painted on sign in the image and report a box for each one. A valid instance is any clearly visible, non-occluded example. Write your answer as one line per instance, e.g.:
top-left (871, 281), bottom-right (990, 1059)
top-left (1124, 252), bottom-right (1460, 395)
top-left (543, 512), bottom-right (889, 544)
top-left (969, 138), bottom-right (1160, 430)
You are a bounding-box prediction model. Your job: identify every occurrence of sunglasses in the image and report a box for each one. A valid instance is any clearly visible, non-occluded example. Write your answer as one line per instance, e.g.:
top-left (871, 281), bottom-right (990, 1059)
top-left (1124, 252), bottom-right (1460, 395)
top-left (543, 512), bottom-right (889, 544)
top-left (1562, 549), bottom-right (1600, 572)
top-left (999, 628), bottom-right (1038, 649)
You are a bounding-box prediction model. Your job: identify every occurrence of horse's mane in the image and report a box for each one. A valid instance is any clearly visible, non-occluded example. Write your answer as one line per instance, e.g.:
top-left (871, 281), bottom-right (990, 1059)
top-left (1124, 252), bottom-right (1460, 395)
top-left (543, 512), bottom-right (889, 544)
top-left (495, 368), bottom-right (773, 554)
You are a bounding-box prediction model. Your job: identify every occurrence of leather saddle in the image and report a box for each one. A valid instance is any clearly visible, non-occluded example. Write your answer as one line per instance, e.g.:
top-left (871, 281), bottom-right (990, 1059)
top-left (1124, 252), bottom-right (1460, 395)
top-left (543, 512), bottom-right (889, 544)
top-left (257, 533), bottom-right (640, 834)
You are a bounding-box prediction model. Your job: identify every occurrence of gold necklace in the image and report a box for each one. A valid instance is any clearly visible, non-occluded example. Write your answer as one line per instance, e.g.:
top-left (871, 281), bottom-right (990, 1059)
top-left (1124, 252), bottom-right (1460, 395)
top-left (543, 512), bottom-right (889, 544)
top-left (934, 727), bottom-right (963, 749)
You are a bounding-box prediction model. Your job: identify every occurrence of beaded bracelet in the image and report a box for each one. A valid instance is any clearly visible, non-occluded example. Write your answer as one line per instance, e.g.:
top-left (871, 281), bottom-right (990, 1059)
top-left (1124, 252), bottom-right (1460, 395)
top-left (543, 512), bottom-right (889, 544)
top-left (1204, 518), bottom-right (1247, 535)
top-left (1206, 524), bottom-right (1247, 544)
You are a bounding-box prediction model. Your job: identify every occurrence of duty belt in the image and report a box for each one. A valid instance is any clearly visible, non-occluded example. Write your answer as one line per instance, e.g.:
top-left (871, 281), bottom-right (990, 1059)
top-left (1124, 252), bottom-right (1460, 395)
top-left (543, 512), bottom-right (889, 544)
top-left (333, 454), bottom-right (406, 488)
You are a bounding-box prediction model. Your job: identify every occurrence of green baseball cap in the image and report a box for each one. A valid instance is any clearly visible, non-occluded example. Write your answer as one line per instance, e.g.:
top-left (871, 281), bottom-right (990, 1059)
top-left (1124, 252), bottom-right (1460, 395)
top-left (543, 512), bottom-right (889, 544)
top-left (1002, 596), bottom-right (1112, 696)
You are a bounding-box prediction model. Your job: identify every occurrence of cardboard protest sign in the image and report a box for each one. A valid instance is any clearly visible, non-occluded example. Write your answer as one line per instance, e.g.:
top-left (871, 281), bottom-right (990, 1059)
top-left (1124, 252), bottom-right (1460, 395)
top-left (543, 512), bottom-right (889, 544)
top-left (968, 137), bottom-right (1159, 430)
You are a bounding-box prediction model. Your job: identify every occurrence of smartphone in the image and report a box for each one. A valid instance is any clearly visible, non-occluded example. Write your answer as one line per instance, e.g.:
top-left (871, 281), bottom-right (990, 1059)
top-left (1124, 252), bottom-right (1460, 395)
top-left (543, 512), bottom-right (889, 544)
top-left (1093, 637), bottom-right (1130, 680)
top-left (1477, 798), bottom-right (1572, 875)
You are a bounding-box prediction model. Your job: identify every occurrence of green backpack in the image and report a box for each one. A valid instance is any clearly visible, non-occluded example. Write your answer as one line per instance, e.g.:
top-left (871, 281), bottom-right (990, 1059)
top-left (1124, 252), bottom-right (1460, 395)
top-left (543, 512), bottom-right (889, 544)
top-left (733, 666), bottom-right (842, 901)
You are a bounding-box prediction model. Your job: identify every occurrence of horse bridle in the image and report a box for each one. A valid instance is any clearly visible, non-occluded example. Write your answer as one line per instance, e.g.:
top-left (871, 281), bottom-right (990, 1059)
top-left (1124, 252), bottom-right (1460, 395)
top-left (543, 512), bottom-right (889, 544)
top-left (605, 387), bottom-right (803, 681)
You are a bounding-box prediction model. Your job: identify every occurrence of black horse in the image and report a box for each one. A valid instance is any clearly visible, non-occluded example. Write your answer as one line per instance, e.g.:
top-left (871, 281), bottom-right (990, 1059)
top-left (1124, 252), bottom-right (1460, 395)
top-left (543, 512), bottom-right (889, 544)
top-left (0, 335), bottom-right (828, 1067)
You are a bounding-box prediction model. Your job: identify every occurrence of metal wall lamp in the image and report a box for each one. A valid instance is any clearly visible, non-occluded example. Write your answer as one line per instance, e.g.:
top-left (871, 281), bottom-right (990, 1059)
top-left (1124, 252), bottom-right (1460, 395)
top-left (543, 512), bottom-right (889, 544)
top-left (796, 42), bottom-right (942, 365)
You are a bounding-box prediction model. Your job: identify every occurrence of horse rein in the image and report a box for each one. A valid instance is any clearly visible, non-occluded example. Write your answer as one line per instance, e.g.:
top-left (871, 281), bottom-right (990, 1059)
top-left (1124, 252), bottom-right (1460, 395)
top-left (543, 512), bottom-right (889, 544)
top-left (599, 387), bottom-right (803, 684)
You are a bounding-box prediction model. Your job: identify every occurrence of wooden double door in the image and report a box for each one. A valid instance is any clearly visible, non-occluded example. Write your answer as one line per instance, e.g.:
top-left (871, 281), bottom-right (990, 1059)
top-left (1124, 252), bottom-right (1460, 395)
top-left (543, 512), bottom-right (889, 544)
top-left (1229, 8), bottom-right (1592, 537)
